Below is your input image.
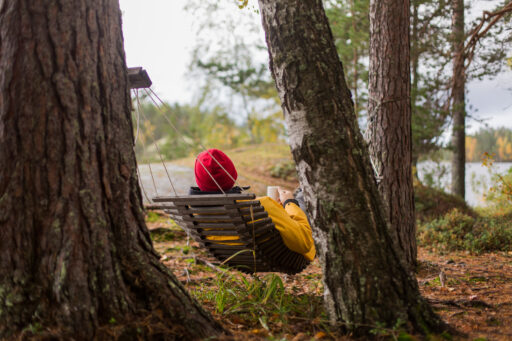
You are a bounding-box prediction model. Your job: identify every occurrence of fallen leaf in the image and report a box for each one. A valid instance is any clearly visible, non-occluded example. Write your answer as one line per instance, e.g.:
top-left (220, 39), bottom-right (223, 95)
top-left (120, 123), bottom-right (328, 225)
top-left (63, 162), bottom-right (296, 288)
top-left (314, 331), bottom-right (327, 339)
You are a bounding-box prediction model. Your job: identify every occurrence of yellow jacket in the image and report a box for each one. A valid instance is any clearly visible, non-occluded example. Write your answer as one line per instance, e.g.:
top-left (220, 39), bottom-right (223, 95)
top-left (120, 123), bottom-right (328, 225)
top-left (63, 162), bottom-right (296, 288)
top-left (258, 196), bottom-right (316, 261)
top-left (205, 196), bottom-right (315, 261)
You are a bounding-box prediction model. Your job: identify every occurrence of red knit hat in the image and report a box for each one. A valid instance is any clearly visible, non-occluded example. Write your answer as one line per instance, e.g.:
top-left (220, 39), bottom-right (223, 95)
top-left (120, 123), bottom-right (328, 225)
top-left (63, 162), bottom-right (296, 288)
top-left (194, 149), bottom-right (237, 191)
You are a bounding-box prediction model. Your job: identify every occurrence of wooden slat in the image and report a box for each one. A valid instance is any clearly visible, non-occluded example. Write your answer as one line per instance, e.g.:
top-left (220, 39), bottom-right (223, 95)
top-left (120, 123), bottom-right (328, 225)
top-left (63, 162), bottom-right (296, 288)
top-left (259, 242), bottom-right (284, 263)
top-left (240, 222), bottom-right (274, 239)
top-left (238, 206), bottom-right (265, 215)
top-left (171, 205), bottom-right (262, 217)
top-left (194, 221), bottom-right (241, 229)
top-left (252, 229), bottom-right (280, 244)
top-left (180, 215), bottom-right (244, 223)
top-left (229, 201), bottom-right (261, 208)
top-left (128, 67), bottom-right (152, 89)
top-left (256, 231), bottom-right (283, 253)
top-left (280, 250), bottom-right (297, 268)
top-left (172, 220), bottom-right (239, 230)
top-left (254, 242), bottom-right (281, 265)
top-left (204, 243), bottom-right (249, 250)
top-left (200, 230), bottom-right (241, 237)
top-left (242, 211), bottom-right (269, 222)
top-left (173, 201), bottom-right (261, 210)
top-left (178, 206), bottom-right (230, 214)
top-left (289, 253), bottom-right (302, 270)
top-left (240, 217), bottom-right (273, 230)
top-left (296, 257), bottom-right (309, 271)
top-left (265, 240), bottom-right (290, 263)
top-left (153, 193), bottom-right (256, 203)
top-left (180, 218), bottom-right (272, 232)
top-left (240, 225), bottom-right (275, 243)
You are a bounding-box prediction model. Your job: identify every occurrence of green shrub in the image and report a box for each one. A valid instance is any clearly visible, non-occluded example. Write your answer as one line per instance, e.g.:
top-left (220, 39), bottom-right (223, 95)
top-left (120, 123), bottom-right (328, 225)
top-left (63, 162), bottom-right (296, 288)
top-left (418, 209), bottom-right (512, 253)
top-left (482, 166), bottom-right (512, 213)
top-left (269, 161), bottom-right (296, 180)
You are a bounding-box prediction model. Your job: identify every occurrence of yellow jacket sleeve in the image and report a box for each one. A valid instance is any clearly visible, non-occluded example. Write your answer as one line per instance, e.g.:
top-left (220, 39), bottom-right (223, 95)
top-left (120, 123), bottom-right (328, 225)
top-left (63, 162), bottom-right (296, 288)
top-left (258, 196), bottom-right (316, 261)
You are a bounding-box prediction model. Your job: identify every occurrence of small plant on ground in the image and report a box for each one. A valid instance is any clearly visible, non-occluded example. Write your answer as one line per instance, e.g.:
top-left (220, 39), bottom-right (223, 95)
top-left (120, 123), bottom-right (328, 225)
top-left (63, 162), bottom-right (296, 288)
top-left (189, 270), bottom-right (325, 336)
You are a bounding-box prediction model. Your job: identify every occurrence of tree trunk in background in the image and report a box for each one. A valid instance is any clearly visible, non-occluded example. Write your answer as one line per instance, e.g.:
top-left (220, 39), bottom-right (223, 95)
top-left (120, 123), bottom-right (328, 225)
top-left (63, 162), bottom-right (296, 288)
top-left (350, 0), bottom-right (359, 116)
top-left (451, 0), bottom-right (466, 198)
top-left (411, 0), bottom-right (419, 174)
top-left (368, 0), bottom-right (416, 268)
top-left (0, 0), bottom-right (223, 339)
top-left (258, 0), bottom-right (446, 335)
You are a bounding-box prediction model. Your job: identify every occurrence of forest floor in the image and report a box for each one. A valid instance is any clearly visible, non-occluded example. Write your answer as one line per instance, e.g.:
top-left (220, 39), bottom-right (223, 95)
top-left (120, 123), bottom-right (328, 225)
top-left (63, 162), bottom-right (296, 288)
top-left (147, 143), bottom-right (512, 340)
top-left (147, 216), bottom-right (512, 341)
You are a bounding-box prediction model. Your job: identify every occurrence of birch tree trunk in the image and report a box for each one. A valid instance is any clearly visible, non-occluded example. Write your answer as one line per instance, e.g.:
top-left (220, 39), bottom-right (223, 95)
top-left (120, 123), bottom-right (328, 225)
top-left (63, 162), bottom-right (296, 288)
top-left (367, 0), bottom-right (417, 268)
top-left (0, 0), bottom-right (223, 339)
top-left (257, 0), bottom-right (446, 335)
top-left (451, 0), bottom-right (466, 198)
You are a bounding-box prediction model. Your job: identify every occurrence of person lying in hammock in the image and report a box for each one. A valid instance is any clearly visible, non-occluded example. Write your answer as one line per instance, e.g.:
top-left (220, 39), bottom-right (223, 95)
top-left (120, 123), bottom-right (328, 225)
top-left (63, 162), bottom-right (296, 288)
top-left (189, 148), bottom-right (316, 262)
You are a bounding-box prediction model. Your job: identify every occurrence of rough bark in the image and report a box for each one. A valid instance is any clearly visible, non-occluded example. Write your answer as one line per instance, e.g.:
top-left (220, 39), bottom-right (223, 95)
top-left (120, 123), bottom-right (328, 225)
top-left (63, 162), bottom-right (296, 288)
top-left (0, 0), bottom-right (223, 339)
top-left (451, 0), bottom-right (466, 198)
top-left (257, 0), bottom-right (446, 335)
top-left (367, 0), bottom-right (416, 269)
top-left (411, 0), bottom-right (419, 175)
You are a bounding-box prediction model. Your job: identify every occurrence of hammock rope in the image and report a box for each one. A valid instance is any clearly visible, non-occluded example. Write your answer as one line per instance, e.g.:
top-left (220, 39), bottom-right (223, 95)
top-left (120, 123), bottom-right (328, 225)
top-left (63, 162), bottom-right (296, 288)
top-left (134, 89), bottom-right (178, 196)
top-left (132, 90), bottom-right (161, 199)
top-left (137, 87), bottom-right (246, 194)
top-left (147, 88), bottom-right (240, 189)
top-left (131, 91), bottom-right (152, 203)
top-left (142, 88), bottom-right (237, 193)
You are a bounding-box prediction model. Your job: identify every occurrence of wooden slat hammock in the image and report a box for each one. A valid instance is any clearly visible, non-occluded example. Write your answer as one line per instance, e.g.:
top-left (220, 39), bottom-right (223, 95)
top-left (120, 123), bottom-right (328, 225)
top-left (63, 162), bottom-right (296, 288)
top-left (128, 67), bottom-right (311, 274)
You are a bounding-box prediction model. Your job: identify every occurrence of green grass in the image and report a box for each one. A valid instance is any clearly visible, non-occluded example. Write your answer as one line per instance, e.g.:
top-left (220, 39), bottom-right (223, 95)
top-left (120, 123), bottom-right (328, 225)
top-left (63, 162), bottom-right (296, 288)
top-left (189, 271), bottom-right (325, 334)
top-left (146, 211), bottom-right (167, 223)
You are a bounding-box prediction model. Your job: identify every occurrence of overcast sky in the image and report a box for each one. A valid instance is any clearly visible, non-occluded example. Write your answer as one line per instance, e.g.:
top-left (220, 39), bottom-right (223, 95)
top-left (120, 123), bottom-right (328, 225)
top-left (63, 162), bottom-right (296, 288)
top-left (119, 0), bottom-right (512, 134)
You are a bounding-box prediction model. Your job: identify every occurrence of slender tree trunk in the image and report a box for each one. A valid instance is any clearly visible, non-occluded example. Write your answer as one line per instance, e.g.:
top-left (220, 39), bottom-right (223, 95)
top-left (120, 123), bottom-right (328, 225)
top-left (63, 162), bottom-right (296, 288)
top-left (411, 0), bottom-right (420, 175)
top-left (258, 0), bottom-right (446, 335)
top-left (411, 0), bottom-right (419, 113)
top-left (451, 0), bottom-right (466, 198)
top-left (351, 0), bottom-right (359, 116)
top-left (0, 0), bottom-right (223, 339)
top-left (367, 0), bottom-right (416, 268)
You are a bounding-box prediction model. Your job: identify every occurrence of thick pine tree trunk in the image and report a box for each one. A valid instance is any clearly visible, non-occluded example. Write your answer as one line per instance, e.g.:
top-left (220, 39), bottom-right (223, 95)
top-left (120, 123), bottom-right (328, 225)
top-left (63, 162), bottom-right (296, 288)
top-left (451, 0), bottom-right (466, 198)
top-left (0, 0), bottom-right (223, 339)
top-left (257, 0), bottom-right (446, 335)
top-left (367, 0), bottom-right (416, 269)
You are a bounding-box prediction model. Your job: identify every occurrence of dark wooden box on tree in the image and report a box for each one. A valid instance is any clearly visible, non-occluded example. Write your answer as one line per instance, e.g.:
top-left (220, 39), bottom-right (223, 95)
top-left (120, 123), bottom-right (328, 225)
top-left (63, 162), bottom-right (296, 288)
top-left (128, 67), bottom-right (152, 89)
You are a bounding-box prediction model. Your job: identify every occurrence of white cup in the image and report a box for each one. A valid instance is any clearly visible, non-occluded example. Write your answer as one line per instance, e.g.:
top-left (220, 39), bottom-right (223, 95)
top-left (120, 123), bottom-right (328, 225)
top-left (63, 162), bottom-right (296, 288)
top-left (267, 186), bottom-right (280, 201)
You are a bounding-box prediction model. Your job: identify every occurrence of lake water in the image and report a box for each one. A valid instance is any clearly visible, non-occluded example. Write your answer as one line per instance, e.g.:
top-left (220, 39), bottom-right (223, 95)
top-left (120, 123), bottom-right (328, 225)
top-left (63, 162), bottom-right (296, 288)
top-left (417, 161), bottom-right (512, 207)
top-left (138, 161), bottom-right (512, 208)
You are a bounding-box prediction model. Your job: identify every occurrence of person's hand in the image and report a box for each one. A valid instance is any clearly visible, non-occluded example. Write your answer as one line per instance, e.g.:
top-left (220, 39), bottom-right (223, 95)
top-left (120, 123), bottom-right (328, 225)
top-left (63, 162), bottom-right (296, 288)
top-left (277, 188), bottom-right (294, 205)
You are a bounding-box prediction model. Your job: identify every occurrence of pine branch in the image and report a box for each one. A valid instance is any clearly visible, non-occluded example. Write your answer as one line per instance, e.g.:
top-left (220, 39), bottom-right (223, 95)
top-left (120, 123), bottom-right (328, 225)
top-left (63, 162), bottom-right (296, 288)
top-left (464, 2), bottom-right (512, 71)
